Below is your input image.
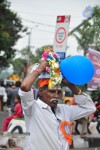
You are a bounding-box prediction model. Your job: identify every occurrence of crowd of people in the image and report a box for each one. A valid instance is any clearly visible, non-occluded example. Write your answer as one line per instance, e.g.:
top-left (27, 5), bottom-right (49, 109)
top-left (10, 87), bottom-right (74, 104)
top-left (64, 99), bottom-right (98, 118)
top-left (0, 81), bottom-right (23, 131)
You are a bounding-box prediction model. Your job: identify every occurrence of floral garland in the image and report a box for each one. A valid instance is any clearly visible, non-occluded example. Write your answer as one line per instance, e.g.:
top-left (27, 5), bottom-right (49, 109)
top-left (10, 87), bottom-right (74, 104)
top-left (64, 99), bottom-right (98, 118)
top-left (41, 51), bottom-right (62, 88)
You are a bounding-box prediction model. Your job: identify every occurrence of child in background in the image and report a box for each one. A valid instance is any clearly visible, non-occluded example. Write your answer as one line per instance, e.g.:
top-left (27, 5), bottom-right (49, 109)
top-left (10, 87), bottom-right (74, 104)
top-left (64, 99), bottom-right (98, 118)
top-left (2, 94), bottom-right (23, 132)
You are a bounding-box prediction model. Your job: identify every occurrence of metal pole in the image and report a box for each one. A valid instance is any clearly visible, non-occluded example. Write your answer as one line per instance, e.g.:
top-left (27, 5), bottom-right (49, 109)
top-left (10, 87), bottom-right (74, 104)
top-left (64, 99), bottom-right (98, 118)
top-left (68, 16), bottom-right (93, 36)
top-left (27, 28), bottom-right (32, 65)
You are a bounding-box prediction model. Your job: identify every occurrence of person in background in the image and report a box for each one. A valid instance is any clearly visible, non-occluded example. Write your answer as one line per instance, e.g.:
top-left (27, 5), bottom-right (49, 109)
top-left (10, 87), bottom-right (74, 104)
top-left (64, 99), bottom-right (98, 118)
top-left (0, 82), bottom-right (7, 111)
top-left (93, 100), bottom-right (100, 120)
top-left (19, 58), bottom-right (96, 150)
top-left (11, 81), bottom-right (21, 112)
top-left (76, 116), bottom-right (89, 139)
top-left (65, 100), bottom-right (71, 105)
top-left (6, 82), bottom-right (14, 108)
top-left (2, 94), bottom-right (23, 132)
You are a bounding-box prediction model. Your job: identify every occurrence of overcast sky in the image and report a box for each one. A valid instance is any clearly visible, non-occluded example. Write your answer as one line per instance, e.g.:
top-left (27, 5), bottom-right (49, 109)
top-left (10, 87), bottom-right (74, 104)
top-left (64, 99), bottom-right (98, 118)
top-left (9, 0), bottom-right (100, 56)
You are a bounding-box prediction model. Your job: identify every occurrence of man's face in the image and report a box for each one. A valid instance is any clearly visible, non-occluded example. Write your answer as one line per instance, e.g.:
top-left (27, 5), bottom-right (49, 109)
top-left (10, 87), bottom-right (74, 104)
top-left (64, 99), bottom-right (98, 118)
top-left (40, 88), bottom-right (62, 108)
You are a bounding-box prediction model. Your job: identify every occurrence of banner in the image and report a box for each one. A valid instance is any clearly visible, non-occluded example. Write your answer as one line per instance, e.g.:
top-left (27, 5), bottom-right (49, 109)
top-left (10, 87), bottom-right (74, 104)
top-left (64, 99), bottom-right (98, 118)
top-left (87, 48), bottom-right (100, 90)
top-left (53, 15), bottom-right (71, 60)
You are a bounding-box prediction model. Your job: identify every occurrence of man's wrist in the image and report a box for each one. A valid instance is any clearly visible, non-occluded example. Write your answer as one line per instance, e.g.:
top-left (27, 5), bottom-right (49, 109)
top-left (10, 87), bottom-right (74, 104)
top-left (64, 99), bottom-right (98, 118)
top-left (34, 69), bottom-right (42, 75)
top-left (77, 89), bottom-right (82, 95)
top-left (67, 84), bottom-right (82, 95)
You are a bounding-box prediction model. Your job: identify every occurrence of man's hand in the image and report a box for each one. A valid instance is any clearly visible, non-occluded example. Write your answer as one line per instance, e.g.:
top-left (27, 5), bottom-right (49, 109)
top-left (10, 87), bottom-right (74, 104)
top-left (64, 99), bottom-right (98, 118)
top-left (62, 78), bottom-right (74, 86)
top-left (62, 78), bottom-right (82, 95)
top-left (20, 60), bottom-right (49, 92)
top-left (38, 60), bottom-right (49, 72)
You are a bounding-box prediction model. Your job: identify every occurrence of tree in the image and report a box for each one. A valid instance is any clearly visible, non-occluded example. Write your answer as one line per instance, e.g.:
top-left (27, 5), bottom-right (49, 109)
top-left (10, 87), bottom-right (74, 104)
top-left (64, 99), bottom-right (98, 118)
top-left (11, 45), bottom-right (53, 76)
top-left (73, 6), bottom-right (100, 55)
top-left (11, 58), bottom-right (25, 76)
top-left (35, 45), bottom-right (53, 58)
top-left (20, 46), bottom-right (39, 64)
top-left (73, 6), bottom-right (100, 99)
top-left (90, 90), bottom-right (100, 102)
top-left (0, 0), bottom-right (27, 69)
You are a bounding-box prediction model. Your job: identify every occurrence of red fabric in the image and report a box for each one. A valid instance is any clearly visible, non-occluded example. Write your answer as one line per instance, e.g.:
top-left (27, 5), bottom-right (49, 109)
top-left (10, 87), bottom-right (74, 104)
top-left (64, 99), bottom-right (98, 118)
top-left (96, 105), bottom-right (100, 109)
top-left (38, 78), bottom-right (50, 87)
top-left (2, 116), bottom-right (14, 132)
top-left (13, 103), bottom-right (23, 118)
top-left (2, 103), bottom-right (23, 132)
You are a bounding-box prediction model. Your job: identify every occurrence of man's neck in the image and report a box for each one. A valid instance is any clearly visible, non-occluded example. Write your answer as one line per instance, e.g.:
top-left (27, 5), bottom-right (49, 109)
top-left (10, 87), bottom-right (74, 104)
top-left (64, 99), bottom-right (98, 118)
top-left (51, 107), bottom-right (55, 114)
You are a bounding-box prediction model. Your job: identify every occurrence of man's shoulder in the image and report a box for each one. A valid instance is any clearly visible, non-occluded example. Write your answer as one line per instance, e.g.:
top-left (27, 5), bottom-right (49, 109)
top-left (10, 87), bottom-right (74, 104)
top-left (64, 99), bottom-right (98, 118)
top-left (58, 103), bottom-right (69, 109)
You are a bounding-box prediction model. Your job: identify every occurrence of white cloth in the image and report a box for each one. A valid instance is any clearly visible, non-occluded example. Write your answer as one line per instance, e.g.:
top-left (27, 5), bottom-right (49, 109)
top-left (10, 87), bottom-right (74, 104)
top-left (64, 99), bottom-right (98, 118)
top-left (0, 86), bottom-right (6, 95)
top-left (0, 86), bottom-right (7, 102)
top-left (19, 89), bottom-right (96, 150)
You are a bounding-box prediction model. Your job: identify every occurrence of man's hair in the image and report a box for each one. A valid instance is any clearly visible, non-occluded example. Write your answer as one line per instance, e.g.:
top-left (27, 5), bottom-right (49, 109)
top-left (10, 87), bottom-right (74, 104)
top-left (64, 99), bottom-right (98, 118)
top-left (39, 85), bottom-right (48, 91)
top-left (15, 81), bottom-right (21, 87)
top-left (65, 100), bottom-right (70, 104)
top-left (15, 94), bottom-right (21, 103)
top-left (37, 85), bottom-right (48, 99)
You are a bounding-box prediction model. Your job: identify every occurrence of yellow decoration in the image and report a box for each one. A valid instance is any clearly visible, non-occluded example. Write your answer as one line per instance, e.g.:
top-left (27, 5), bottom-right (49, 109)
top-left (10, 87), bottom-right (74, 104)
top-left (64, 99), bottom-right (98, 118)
top-left (48, 79), bottom-right (53, 89)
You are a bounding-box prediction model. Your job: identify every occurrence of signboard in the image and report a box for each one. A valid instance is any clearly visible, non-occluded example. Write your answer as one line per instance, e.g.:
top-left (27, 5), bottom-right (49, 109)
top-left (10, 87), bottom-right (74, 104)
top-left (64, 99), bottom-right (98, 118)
top-left (53, 15), bottom-right (71, 60)
top-left (87, 48), bottom-right (100, 91)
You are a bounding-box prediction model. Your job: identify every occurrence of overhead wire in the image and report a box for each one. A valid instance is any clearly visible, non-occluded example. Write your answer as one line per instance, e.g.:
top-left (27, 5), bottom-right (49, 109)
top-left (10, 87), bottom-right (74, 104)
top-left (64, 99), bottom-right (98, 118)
top-left (21, 18), bottom-right (77, 34)
top-left (21, 18), bottom-right (55, 27)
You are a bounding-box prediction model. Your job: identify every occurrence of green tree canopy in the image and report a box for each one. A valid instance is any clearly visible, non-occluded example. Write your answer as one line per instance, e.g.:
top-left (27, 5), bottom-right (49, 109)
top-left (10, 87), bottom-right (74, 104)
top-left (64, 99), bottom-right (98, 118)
top-left (35, 45), bottom-right (53, 58)
top-left (73, 6), bottom-right (100, 55)
top-left (11, 45), bottom-right (53, 76)
top-left (11, 58), bottom-right (25, 76)
top-left (0, 0), bottom-right (27, 69)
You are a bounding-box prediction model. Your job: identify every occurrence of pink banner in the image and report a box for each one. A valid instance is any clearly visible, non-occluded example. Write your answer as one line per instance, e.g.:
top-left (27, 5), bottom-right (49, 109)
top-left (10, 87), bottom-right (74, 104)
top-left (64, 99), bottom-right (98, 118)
top-left (87, 48), bottom-right (100, 90)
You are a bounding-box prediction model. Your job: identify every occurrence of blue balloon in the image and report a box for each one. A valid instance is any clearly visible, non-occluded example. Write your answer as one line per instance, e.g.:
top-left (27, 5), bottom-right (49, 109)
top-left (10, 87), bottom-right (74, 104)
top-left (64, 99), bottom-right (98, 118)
top-left (60, 55), bottom-right (94, 85)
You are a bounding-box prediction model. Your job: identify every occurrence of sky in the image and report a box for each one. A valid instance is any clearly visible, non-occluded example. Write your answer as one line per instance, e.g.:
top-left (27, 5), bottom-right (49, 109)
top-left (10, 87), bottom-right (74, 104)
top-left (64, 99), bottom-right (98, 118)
top-left (9, 0), bottom-right (100, 56)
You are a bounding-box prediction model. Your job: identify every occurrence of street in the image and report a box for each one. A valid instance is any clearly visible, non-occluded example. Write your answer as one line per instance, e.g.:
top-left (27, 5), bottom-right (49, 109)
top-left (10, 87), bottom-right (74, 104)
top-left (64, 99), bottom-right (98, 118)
top-left (0, 107), bottom-right (8, 131)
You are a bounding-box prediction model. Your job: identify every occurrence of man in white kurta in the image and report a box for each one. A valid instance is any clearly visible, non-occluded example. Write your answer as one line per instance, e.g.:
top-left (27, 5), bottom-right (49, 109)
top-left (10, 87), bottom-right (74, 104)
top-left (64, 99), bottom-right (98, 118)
top-left (19, 60), bottom-right (96, 150)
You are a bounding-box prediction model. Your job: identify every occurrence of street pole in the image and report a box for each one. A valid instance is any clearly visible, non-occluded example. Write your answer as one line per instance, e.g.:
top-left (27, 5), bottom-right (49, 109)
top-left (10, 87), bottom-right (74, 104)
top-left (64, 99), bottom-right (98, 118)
top-left (27, 28), bottom-right (32, 65)
top-left (22, 28), bottom-right (32, 79)
top-left (68, 16), bottom-right (93, 36)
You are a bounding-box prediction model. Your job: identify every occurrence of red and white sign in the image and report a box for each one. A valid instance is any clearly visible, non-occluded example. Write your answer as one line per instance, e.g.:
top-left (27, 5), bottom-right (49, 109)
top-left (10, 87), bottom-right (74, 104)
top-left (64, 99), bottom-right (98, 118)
top-left (56, 27), bottom-right (66, 44)
top-left (53, 15), bottom-right (71, 60)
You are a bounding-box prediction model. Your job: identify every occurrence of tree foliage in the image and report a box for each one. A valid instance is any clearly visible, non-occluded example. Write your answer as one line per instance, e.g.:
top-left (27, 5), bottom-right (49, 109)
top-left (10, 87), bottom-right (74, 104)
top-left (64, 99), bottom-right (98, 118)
top-left (11, 58), bottom-right (25, 76)
top-left (73, 6), bottom-right (100, 55)
top-left (11, 45), bottom-right (52, 76)
top-left (90, 90), bottom-right (100, 101)
top-left (35, 45), bottom-right (53, 58)
top-left (0, 0), bottom-right (27, 69)
top-left (73, 6), bottom-right (100, 99)
top-left (20, 46), bottom-right (39, 64)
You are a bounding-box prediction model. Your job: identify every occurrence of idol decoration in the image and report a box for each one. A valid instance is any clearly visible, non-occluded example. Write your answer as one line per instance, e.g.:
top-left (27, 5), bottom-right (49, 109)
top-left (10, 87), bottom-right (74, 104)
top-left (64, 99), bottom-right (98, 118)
top-left (41, 47), bottom-right (62, 89)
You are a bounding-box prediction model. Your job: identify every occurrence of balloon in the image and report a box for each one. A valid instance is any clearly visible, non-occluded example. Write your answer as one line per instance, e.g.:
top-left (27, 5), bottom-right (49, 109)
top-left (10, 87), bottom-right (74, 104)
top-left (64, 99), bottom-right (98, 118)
top-left (60, 55), bottom-right (94, 85)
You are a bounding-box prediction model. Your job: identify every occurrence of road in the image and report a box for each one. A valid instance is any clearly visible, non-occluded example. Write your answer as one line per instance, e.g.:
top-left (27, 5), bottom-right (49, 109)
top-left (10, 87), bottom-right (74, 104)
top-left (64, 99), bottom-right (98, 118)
top-left (0, 106), bottom-right (8, 132)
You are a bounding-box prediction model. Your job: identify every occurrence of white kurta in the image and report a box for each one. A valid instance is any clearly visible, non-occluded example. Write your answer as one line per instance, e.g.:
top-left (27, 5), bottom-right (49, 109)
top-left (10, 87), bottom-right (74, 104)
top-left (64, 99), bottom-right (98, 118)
top-left (19, 89), bottom-right (96, 150)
